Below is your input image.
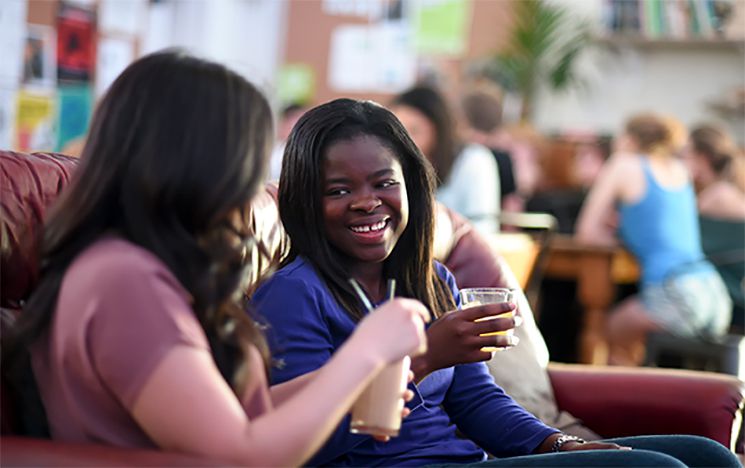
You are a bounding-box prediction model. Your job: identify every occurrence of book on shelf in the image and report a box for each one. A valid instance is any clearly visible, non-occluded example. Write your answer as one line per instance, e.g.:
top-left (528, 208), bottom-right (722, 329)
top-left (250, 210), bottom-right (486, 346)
top-left (603, 0), bottom-right (741, 41)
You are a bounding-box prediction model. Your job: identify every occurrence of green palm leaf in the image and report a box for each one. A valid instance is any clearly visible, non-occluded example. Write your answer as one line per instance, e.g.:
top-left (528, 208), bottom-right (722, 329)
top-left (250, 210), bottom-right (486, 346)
top-left (490, 0), bottom-right (590, 121)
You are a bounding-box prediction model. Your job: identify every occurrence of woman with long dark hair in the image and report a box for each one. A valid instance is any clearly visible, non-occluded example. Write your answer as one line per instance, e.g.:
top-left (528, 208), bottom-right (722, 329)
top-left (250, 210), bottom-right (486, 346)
top-left (3, 51), bottom-right (428, 466)
top-left (391, 85), bottom-right (500, 234)
top-left (253, 99), bottom-right (738, 467)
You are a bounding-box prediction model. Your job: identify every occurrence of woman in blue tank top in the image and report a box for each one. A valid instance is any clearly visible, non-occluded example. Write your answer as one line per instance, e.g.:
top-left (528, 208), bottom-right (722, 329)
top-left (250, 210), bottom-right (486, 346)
top-left (576, 113), bottom-right (731, 366)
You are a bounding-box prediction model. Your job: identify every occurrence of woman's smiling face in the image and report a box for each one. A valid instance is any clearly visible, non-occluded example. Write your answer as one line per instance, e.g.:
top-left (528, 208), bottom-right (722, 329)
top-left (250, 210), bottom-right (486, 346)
top-left (322, 134), bottom-right (409, 269)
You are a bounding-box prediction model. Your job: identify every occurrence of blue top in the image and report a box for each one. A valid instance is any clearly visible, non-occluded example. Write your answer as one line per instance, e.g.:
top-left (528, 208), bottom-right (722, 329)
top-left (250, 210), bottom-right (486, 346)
top-left (619, 158), bottom-right (705, 285)
top-left (252, 257), bottom-right (558, 467)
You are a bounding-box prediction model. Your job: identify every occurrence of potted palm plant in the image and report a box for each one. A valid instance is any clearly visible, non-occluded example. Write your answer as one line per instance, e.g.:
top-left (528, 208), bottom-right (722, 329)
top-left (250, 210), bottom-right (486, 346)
top-left (489, 0), bottom-right (591, 122)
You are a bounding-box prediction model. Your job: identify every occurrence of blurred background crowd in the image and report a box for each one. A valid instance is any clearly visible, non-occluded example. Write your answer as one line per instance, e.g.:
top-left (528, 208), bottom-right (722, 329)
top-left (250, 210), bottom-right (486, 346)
top-left (1, 0), bottom-right (743, 372)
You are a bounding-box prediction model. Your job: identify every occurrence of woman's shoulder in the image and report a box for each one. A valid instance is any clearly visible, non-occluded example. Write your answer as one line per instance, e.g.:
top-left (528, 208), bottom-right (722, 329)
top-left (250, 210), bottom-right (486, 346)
top-left (266, 256), bottom-right (320, 281)
top-left (58, 236), bottom-right (204, 349)
top-left (698, 181), bottom-right (745, 220)
top-left (254, 256), bottom-right (327, 297)
top-left (67, 235), bottom-right (182, 292)
top-left (449, 144), bottom-right (498, 191)
top-left (607, 151), bottom-right (644, 172)
top-left (433, 261), bottom-right (459, 293)
top-left (433, 260), bottom-right (454, 279)
top-left (459, 143), bottom-right (498, 165)
top-left (602, 152), bottom-right (646, 199)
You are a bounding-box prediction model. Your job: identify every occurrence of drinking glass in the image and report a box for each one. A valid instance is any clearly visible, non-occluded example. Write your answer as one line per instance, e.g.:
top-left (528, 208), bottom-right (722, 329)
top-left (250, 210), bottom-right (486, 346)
top-left (460, 287), bottom-right (515, 353)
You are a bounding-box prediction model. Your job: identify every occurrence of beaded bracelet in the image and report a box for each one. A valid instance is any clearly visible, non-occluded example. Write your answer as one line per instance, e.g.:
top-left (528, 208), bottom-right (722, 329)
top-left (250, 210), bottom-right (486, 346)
top-left (551, 434), bottom-right (586, 452)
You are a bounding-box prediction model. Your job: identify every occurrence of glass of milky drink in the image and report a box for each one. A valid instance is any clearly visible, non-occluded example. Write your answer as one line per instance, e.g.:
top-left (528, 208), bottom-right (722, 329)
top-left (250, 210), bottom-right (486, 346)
top-left (459, 287), bottom-right (515, 353)
top-left (349, 278), bottom-right (410, 438)
top-left (350, 355), bottom-right (411, 437)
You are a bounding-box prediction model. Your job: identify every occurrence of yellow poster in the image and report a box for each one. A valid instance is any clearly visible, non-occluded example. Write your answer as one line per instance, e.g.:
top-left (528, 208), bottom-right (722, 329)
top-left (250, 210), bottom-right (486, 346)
top-left (15, 90), bottom-right (56, 152)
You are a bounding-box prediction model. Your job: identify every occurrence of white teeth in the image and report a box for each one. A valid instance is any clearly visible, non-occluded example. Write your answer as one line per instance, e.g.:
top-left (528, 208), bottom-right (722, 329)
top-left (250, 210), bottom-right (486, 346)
top-left (350, 220), bottom-right (387, 233)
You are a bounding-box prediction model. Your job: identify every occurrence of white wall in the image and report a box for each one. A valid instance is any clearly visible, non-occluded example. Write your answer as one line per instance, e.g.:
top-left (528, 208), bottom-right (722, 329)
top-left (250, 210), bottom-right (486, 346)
top-left (142, 0), bottom-right (287, 99)
top-left (534, 43), bottom-right (745, 141)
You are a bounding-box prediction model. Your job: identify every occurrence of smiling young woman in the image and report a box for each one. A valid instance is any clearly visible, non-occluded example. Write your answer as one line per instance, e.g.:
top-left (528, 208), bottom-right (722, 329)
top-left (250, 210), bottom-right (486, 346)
top-left (321, 135), bottom-right (409, 300)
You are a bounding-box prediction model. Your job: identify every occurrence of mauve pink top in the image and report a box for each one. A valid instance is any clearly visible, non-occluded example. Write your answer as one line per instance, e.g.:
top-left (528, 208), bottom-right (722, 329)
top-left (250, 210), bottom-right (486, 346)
top-left (31, 236), bottom-right (270, 448)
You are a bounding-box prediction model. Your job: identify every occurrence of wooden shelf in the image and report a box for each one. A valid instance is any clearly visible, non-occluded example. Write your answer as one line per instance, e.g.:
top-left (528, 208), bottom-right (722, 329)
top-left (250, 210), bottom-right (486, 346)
top-left (594, 34), bottom-right (745, 50)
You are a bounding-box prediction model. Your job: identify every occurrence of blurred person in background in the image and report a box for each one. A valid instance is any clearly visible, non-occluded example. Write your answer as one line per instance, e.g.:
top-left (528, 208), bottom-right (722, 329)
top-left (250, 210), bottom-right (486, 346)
top-left (391, 85), bottom-right (500, 234)
top-left (576, 113), bottom-right (731, 366)
top-left (268, 102), bottom-right (308, 181)
top-left (500, 123), bottom-right (546, 213)
top-left (685, 124), bottom-right (745, 220)
top-left (685, 124), bottom-right (745, 333)
top-left (460, 83), bottom-right (518, 213)
top-left (573, 136), bottom-right (612, 191)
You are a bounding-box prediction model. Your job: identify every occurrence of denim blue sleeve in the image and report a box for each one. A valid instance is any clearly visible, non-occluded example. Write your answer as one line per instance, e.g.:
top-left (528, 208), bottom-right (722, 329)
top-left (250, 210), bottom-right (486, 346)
top-left (442, 362), bottom-right (558, 457)
top-left (251, 270), bottom-right (369, 465)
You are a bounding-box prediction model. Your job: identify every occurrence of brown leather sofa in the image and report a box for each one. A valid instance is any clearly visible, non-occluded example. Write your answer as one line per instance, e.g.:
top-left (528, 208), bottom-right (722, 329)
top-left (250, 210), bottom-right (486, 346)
top-left (2, 150), bottom-right (743, 465)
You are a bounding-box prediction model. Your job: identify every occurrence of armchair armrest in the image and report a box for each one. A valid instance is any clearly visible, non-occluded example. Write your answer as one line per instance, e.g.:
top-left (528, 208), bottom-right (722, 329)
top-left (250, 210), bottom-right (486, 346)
top-left (547, 363), bottom-right (745, 450)
top-left (0, 437), bottom-right (219, 466)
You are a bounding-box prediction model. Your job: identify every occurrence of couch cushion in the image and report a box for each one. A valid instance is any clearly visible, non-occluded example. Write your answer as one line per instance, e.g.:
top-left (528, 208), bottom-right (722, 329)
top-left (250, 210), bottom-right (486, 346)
top-left (0, 151), bottom-right (78, 309)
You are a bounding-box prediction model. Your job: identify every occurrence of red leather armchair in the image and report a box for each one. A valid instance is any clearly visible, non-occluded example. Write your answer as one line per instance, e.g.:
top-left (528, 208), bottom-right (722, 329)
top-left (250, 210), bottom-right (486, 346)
top-left (2, 150), bottom-right (743, 465)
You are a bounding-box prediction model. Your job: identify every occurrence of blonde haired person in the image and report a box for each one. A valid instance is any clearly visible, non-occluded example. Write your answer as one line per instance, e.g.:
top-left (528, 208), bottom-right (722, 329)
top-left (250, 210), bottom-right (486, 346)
top-left (576, 113), bottom-right (731, 366)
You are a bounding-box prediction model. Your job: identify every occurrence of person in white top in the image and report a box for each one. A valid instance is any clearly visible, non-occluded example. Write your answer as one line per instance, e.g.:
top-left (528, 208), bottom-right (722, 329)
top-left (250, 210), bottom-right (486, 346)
top-left (391, 85), bottom-right (500, 234)
top-left (268, 103), bottom-right (308, 181)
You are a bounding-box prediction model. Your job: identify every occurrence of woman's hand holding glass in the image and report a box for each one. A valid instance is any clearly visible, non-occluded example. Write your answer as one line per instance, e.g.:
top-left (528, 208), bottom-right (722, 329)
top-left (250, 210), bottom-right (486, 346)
top-left (411, 302), bottom-right (521, 380)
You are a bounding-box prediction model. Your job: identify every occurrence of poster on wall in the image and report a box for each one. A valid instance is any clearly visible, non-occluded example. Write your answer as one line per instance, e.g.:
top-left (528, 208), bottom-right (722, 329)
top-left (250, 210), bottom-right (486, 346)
top-left (23, 24), bottom-right (56, 89)
top-left (56, 84), bottom-right (92, 151)
top-left (328, 22), bottom-right (415, 93)
top-left (57, 2), bottom-right (97, 83)
top-left (412, 0), bottom-right (470, 55)
top-left (15, 90), bottom-right (56, 152)
top-left (277, 64), bottom-right (316, 106)
top-left (0, 88), bottom-right (15, 150)
top-left (0, 0), bottom-right (27, 85)
top-left (99, 0), bottom-right (146, 36)
top-left (95, 36), bottom-right (134, 98)
top-left (323, 0), bottom-right (406, 20)
top-left (323, 0), bottom-right (386, 19)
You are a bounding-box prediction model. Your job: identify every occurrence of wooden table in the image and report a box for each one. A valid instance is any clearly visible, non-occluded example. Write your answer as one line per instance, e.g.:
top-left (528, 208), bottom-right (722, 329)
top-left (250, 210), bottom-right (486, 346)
top-left (544, 234), bottom-right (640, 364)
